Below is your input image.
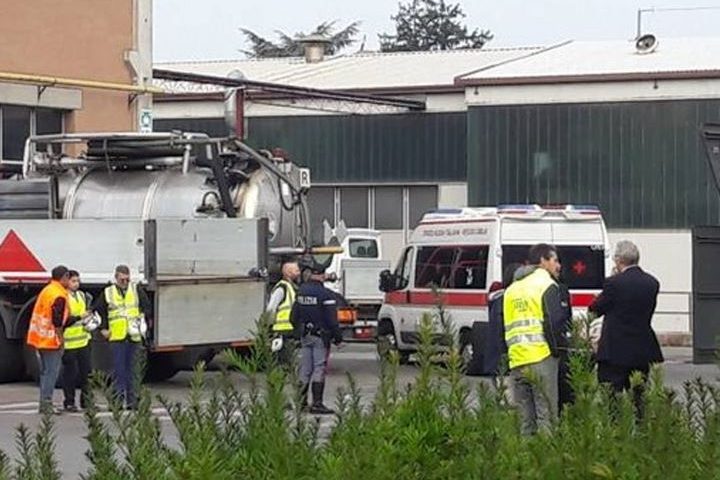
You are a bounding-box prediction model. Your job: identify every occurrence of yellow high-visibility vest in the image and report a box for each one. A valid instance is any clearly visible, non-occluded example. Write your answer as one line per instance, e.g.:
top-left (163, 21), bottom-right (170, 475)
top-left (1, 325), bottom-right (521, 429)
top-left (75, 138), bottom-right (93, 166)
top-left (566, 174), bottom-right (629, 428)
top-left (63, 291), bottom-right (91, 350)
top-left (272, 279), bottom-right (296, 332)
top-left (503, 268), bottom-right (555, 369)
top-left (105, 283), bottom-right (142, 343)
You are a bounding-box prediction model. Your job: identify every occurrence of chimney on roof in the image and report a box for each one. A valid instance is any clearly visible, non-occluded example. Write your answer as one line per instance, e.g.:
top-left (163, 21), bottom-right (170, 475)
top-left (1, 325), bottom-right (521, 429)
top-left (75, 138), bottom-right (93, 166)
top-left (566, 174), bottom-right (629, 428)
top-left (298, 34), bottom-right (331, 63)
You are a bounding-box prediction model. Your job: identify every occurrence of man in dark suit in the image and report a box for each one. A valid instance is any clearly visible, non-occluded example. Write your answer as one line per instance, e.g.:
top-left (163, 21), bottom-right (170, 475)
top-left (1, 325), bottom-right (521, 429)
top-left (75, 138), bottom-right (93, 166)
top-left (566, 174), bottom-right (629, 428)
top-left (589, 240), bottom-right (663, 408)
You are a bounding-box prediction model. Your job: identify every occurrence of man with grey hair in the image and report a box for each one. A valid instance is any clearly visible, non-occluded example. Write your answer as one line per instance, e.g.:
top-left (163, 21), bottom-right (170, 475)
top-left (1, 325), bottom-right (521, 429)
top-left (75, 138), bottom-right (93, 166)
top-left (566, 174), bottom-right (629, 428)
top-left (589, 240), bottom-right (663, 415)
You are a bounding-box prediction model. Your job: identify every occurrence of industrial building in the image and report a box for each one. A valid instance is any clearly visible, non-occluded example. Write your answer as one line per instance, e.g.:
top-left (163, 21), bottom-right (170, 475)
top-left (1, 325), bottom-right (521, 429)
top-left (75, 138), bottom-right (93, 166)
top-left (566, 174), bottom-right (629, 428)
top-left (156, 37), bottom-right (720, 340)
top-left (153, 46), bottom-right (541, 256)
top-left (0, 0), bottom-right (152, 171)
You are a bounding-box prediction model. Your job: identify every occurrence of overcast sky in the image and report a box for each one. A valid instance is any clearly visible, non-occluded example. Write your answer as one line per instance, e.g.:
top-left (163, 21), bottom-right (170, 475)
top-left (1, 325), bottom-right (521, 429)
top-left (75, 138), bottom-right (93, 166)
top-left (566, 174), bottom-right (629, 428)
top-left (153, 0), bottom-right (720, 62)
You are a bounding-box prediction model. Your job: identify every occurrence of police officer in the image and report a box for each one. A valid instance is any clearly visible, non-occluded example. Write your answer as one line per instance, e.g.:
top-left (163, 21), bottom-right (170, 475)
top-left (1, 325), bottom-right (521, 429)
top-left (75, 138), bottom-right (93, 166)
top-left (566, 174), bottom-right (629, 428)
top-left (266, 260), bottom-right (300, 364)
top-left (291, 259), bottom-right (342, 415)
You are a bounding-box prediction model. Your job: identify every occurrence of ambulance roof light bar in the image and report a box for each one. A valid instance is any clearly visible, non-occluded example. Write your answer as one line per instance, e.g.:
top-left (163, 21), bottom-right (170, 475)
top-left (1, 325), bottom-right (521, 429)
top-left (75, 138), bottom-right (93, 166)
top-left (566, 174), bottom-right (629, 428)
top-left (422, 207), bottom-right (496, 221)
top-left (497, 204), bottom-right (601, 219)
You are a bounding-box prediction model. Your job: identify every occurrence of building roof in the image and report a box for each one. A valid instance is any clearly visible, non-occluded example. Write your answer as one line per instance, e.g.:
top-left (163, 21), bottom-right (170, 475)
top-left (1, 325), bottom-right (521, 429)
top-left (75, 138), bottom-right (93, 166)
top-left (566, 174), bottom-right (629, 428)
top-left (155, 46), bottom-right (542, 94)
top-left (456, 37), bottom-right (720, 86)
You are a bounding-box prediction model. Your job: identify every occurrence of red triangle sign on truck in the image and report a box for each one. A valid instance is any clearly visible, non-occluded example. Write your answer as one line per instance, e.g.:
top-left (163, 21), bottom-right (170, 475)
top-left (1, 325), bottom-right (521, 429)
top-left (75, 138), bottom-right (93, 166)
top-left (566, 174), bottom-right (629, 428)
top-left (0, 230), bottom-right (46, 273)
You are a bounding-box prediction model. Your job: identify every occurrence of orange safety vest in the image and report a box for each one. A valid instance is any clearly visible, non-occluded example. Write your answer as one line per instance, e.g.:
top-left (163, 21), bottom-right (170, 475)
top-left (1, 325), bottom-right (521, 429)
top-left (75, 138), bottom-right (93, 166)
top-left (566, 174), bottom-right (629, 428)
top-left (27, 280), bottom-right (69, 350)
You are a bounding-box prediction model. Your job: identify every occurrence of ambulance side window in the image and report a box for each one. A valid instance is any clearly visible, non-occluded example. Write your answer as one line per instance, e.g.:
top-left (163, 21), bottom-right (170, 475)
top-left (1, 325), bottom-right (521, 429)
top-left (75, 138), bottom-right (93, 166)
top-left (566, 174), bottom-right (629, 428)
top-left (414, 245), bottom-right (489, 290)
top-left (394, 247), bottom-right (412, 290)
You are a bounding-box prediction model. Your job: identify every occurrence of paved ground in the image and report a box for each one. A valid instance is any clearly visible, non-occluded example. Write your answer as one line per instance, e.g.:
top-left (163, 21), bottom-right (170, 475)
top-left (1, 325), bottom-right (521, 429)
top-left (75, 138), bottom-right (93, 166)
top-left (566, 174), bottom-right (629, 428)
top-left (0, 345), bottom-right (716, 478)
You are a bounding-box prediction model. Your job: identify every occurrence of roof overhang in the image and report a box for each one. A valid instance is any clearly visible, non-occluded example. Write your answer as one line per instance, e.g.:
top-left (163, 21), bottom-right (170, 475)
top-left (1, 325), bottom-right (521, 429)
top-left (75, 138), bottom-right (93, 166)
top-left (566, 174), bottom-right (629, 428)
top-left (153, 68), bottom-right (427, 111)
top-left (456, 69), bottom-right (720, 87)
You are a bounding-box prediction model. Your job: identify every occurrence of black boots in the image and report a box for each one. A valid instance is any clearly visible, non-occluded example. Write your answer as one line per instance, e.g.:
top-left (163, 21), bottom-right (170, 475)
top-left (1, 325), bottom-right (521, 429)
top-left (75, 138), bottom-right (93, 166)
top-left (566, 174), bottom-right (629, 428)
top-left (299, 382), bottom-right (310, 412)
top-left (309, 382), bottom-right (334, 415)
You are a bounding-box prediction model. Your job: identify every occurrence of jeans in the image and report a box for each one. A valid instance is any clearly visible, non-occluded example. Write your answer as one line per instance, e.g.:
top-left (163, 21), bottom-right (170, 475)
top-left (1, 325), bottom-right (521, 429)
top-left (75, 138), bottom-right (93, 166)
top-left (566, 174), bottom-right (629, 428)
top-left (511, 356), bottom-right (559, 435)
top-left (299, 335), bottom-right (329, 385)
top-left (37, 349), bottom-right (63, 406)
top-left (62, 346), bottom-right (92, 408)
top-left (110, 341), bottom-right (139, 407)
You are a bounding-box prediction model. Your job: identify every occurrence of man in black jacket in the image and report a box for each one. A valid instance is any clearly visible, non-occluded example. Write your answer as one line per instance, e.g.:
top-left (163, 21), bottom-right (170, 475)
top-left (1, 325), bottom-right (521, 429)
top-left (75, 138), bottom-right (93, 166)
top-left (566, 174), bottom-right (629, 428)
top-left (484, 262), bottom-right (522, 376)
top-left (589, 240), bottom-right (663, 411)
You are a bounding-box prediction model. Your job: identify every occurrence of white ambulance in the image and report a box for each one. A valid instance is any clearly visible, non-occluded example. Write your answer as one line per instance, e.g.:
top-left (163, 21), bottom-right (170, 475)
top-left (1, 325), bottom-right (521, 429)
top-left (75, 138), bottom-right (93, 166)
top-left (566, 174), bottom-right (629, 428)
top-left (377, 204), bottom-right (612, 371)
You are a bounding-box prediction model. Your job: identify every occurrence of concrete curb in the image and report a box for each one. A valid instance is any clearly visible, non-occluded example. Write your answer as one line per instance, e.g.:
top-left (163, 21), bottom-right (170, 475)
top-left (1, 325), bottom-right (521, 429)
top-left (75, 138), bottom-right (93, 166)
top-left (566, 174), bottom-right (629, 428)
top-left (657, 332), bottom-right (692, 347)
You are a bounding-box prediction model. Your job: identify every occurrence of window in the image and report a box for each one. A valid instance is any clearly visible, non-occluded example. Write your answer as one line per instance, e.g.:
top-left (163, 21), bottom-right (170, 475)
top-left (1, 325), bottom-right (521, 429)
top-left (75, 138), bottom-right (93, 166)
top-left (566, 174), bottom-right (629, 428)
top-left (2, 106), bottom-right (31, 160)
top-left (408, 186), bottom-right (438, 228)
top-left (340, 187), bottom-right (368, 228)
top-left (502, 245), bottom-right (606, 290)
top-left (36, 108), bottom-right (63, 135)
top-left (349, 238), bottom-right (379, 258)
top-left (307, 184), bottom-right (439, 235)
top-left (414, 245), bottom-right (489, 289)
top-left (394, 246), bottom-right (413, 290)
top-left (307, 187), bottom-right (335, 244)
top-left (374, 187), bottom-right (403, 229)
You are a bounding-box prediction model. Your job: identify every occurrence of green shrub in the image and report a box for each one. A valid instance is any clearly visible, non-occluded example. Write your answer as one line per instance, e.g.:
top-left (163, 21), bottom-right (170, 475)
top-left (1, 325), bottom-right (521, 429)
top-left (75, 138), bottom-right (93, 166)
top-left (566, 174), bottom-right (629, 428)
top-left (1, 314), bottom-right (719, 479)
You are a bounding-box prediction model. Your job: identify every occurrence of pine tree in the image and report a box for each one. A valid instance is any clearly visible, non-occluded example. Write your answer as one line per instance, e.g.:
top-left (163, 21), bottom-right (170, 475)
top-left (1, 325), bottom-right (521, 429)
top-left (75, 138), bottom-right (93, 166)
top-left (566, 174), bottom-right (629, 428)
top-left (241, 21), bottom-right (361, 58)
top-left (379, 0), bottom-right (492, 52)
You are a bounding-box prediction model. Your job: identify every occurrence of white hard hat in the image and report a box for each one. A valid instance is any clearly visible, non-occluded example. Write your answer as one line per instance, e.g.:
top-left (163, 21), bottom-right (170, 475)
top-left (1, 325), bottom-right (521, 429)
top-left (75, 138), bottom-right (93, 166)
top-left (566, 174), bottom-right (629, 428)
top-left (270, 336), bottom-right (284, 353)
top-left (83, 312), bottom-right (102, 332)
top-left (128, 316), bottom-right (148, 338)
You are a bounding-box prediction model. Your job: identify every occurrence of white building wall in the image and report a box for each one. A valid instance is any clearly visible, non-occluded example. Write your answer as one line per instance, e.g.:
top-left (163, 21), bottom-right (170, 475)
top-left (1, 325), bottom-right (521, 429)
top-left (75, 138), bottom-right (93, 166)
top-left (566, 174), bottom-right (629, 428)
top-left (154, 92), bottom-right (468, 120)
top-left (607, 230), bottom-right (691, 336)
top-left (466, 78), bottom-right (720, 107)
top-left (438, 183), bottom-right (467, 208)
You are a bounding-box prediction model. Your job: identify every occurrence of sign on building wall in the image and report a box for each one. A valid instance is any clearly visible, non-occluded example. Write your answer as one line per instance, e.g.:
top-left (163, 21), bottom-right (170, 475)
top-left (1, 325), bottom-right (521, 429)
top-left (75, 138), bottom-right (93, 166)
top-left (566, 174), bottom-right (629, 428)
top-left (139, 109), bottom-right (153, 133)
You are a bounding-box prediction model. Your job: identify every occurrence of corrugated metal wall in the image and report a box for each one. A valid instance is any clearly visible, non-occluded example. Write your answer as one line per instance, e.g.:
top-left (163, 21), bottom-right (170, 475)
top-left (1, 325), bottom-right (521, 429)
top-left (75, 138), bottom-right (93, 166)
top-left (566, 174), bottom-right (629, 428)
top-left (156, 113), bottom-right (467, 183)
top-left (467, 100), bottom-right (720, 228)
top-left (247, 113), bottom-right (466, 183)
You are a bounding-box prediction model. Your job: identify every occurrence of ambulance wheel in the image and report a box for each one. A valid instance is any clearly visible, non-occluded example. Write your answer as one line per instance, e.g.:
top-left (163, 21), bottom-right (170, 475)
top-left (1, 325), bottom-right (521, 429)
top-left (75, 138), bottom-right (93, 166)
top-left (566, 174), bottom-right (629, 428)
top-left (0, 320), bottom-right (24, 383)
top-left (461, 325), bottom-right (485, 376)
top-left (376, 320), bottom-right (410, 365)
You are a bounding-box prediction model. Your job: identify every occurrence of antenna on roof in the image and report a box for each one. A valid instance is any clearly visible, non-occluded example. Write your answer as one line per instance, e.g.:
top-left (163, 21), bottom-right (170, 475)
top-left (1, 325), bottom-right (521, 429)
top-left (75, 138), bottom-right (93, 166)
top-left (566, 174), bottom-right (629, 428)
top-left (358, 35), bottom-right (367, 53)
top-left (636, 5), bottom-right (720, 39)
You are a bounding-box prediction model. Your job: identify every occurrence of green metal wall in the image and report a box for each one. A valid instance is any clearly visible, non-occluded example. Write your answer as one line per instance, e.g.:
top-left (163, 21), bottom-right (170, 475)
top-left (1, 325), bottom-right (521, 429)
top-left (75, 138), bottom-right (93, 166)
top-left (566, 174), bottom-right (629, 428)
top-left (156, 113), bottom-right (467, 184)
top-left (467, 100), bottom-right (720, 228)
top-left (247, 113), bottom-right (466, 183)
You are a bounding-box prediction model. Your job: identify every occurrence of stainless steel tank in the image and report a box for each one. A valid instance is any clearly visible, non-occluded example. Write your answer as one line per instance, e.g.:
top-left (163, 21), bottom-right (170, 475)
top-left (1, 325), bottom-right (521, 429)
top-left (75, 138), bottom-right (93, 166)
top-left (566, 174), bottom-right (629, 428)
top-left (62, 164), bottom-right (302, 248)
top-left (235, 167), bottom-right (300, 247)
top-left (63, 168), bottom-right (218, 219)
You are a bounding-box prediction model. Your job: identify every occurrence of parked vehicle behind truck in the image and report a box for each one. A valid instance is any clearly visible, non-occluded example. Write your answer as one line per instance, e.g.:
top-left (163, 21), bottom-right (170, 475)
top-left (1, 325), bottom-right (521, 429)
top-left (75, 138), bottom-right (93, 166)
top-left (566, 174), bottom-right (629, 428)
top-left (377, 204), bottom-right (613, 373)
top-left (323, 221), bottom-right (390, 341)
top-left (0, 132), bottom-right (316, 383)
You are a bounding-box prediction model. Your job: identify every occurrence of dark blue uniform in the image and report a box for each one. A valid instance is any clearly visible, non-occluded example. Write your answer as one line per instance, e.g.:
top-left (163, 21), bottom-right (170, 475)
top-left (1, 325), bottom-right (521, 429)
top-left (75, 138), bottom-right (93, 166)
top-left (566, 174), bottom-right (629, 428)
top-left (291, 278), bottom-right (341, 413)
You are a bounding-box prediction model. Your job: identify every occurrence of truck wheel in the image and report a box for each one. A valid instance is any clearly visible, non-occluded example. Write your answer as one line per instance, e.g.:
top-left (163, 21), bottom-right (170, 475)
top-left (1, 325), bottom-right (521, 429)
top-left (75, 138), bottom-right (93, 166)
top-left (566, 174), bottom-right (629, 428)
top-left (0, 320), bottom-right (24, 383)
top-left (376, 321), bottom-right (410, 365)
top-left (144, 352), bottom-right (181, 383)
top-left (23, 345), bottom-right (39, 383)
top-left (461, 326), bottom-right (485, 376)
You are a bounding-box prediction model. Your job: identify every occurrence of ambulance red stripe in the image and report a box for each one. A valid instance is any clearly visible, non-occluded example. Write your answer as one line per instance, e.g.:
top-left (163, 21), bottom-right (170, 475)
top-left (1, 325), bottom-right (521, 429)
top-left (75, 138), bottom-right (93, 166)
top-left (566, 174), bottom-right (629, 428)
top-left (385, 291), bottom-right (597, 308)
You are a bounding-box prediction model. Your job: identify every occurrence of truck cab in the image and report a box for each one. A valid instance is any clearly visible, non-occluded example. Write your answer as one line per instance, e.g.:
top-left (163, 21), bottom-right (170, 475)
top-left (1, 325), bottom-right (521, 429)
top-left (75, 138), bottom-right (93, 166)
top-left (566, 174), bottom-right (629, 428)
top-left (377, 204), bottom-right (612, 370)
top-left (323, 221), bottom-right (390, 340)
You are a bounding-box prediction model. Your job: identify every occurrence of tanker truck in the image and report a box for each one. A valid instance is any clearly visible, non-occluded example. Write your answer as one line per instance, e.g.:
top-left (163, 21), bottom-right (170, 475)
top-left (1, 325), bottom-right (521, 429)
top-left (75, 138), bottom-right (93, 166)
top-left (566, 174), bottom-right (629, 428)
top-left (0, 131), bottom-right (315, 382)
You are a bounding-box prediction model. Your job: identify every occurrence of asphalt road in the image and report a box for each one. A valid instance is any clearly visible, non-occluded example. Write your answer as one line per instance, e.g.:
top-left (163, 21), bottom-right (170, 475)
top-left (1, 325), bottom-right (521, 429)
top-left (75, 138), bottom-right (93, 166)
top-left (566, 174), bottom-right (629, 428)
top-left (0, 345), bottom-right (716, 479)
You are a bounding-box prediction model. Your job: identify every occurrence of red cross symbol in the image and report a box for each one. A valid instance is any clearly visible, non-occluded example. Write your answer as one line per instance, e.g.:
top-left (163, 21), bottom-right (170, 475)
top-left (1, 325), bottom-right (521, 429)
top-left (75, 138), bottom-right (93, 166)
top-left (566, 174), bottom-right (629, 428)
top-left (572, 260), bottom-right (587, 276)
